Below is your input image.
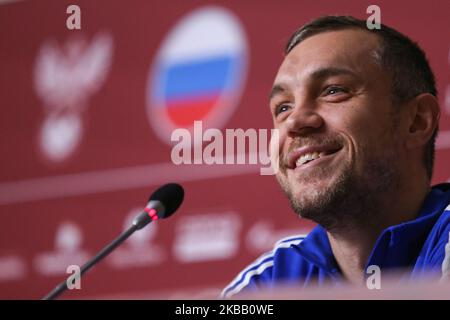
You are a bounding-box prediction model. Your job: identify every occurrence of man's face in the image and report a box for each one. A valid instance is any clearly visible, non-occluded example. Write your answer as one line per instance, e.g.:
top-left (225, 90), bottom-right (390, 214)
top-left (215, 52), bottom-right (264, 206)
top-left (270, 29), bottom-right (403, 229)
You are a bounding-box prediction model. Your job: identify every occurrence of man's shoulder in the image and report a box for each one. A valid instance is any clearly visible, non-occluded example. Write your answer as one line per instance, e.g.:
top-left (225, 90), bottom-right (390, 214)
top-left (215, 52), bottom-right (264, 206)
top-left (415, 198), bottom-right (450, 274)
top-left (429, 203), bottom-right (450, 250)
top-left (424, 184), bottom-right (450, 242)
top-left (221, 234), bottom-right (308, 298)
top-left (428, 194), bottom-right (450, 244)
top-left (436, 203), bottom-right (450, 224)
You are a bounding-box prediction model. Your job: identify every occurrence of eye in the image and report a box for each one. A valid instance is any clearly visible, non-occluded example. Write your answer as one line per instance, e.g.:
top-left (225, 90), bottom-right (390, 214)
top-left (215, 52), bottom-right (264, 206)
top-left (321, 85), bottom-right (351, 102)
top-left (324, 86), bottom-right (347, 95)
top-left (274, 104), bottom-right (291, 116)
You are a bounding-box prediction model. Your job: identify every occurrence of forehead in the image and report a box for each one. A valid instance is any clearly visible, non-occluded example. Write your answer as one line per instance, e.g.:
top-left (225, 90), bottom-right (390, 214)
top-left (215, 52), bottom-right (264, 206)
top-left (274, 29), bottom-right (382, 85)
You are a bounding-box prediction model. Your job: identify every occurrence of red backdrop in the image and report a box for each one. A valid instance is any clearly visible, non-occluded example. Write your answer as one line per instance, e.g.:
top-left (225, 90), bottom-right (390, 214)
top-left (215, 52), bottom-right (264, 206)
top-left (0, 0), bottom-right (449, 299)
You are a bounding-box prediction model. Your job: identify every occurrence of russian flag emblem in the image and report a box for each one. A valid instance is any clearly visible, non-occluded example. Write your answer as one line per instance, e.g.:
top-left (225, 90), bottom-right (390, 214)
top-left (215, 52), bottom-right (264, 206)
top-left (147, 6), bottom-right (248, 145)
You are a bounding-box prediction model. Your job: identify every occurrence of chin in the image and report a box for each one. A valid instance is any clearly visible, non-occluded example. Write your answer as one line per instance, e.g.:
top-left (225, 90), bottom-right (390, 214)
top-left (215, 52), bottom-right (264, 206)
top-left (277, 164), bottom-right (354, 225)
top-left (288, 169), bottom-right (339, 196)
top-left (291, 180), bottom-right (336, 206)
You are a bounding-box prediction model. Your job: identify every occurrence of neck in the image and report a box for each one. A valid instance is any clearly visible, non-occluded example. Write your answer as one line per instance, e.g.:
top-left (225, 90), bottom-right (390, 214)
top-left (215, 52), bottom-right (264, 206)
top-left (327, 180), bottom-right (430, 285)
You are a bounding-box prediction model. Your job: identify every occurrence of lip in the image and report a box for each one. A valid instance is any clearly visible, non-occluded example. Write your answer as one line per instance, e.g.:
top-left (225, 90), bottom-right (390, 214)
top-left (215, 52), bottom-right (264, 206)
top-left (286, 145), bottom-right (342, 170)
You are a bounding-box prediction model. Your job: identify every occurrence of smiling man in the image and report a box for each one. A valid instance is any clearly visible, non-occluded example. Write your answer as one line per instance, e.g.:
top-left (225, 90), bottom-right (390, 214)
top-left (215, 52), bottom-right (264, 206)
top-left (222, 16), bottom-right (450, 298)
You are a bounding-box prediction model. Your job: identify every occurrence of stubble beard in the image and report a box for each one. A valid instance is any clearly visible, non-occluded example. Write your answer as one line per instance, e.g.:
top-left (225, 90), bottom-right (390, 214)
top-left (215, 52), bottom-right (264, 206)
top-left (276, 147), bottom-right (400, 233)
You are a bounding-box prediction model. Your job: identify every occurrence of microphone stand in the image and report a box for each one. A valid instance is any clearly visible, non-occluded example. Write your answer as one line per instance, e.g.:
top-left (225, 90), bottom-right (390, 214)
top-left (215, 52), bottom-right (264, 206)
top-left (43, 224), bottom-right (138, 300)
top-left (42, 182), bottom-right (184, 300)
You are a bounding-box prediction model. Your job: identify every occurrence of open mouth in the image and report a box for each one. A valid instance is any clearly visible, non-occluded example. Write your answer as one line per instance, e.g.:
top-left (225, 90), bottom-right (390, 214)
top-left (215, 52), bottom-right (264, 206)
top-left (296, 150), bottom-right (338, 167)
top-left (287, 146), bottom-right (342, 170)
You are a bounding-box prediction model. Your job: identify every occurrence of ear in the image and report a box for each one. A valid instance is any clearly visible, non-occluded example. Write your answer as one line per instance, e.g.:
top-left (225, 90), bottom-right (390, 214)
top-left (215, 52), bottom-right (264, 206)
top-left (405, 93), bottom-right (440, 150)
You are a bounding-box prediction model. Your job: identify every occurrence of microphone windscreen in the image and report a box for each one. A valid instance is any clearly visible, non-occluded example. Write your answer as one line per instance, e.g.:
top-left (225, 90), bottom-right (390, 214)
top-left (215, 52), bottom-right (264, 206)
top-left (149, 183), bottom-right (184, 218)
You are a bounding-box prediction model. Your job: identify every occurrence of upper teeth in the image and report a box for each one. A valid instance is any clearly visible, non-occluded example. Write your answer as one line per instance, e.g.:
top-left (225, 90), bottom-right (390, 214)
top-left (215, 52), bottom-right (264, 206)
top-left (296, 152), bottom-right (320, 166)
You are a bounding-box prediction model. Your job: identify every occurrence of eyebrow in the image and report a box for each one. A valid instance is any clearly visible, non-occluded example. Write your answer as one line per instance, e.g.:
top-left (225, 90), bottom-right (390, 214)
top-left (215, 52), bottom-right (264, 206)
top-left (269, 67), bottom-right (358, 100)
top-left (269, 84), bottom-right (287, 100)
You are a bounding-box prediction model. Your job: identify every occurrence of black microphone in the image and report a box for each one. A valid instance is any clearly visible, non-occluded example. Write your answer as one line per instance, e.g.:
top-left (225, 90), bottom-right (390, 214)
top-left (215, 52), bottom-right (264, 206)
top-left (42, 183), bottom-right (184, 300)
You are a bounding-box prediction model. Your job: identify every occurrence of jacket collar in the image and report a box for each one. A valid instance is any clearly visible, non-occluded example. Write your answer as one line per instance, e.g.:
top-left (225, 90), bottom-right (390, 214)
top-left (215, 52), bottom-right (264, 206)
top-left (292, 183), bottom-right (450, 274)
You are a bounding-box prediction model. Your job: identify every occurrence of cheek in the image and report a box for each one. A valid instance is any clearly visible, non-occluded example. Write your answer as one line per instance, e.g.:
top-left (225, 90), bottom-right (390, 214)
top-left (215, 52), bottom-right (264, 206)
top-left (327, 103), bottom-right (390, 145)
top-left (273, 126), bottom-right (289, 154)
top-left (326, 104), bottom-right (370, 132)
top-left (323, 108), bottom-right (384, 171)
top-left (342, 121), bottom-right (400, 174)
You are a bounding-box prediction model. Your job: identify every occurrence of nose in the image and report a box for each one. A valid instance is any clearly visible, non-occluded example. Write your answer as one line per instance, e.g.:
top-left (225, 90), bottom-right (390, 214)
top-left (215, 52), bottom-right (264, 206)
top-left (285, 101), bottom-right (324, 137)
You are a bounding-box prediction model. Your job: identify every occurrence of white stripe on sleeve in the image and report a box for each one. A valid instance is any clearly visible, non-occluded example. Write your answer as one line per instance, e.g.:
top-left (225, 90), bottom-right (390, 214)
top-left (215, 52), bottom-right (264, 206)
top-left (221, 235), bottom-right (306, 298)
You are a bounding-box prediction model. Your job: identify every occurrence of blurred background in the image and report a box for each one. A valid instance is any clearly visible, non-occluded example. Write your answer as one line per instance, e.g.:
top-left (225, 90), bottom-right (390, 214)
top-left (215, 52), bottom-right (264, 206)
top-left (0, 0), bottom-right (449, 299)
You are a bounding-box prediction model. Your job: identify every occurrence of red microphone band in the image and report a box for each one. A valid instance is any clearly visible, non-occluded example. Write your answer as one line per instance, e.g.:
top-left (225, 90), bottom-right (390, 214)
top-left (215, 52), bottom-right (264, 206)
top-left (145, 207), bottom-right (159, 221)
